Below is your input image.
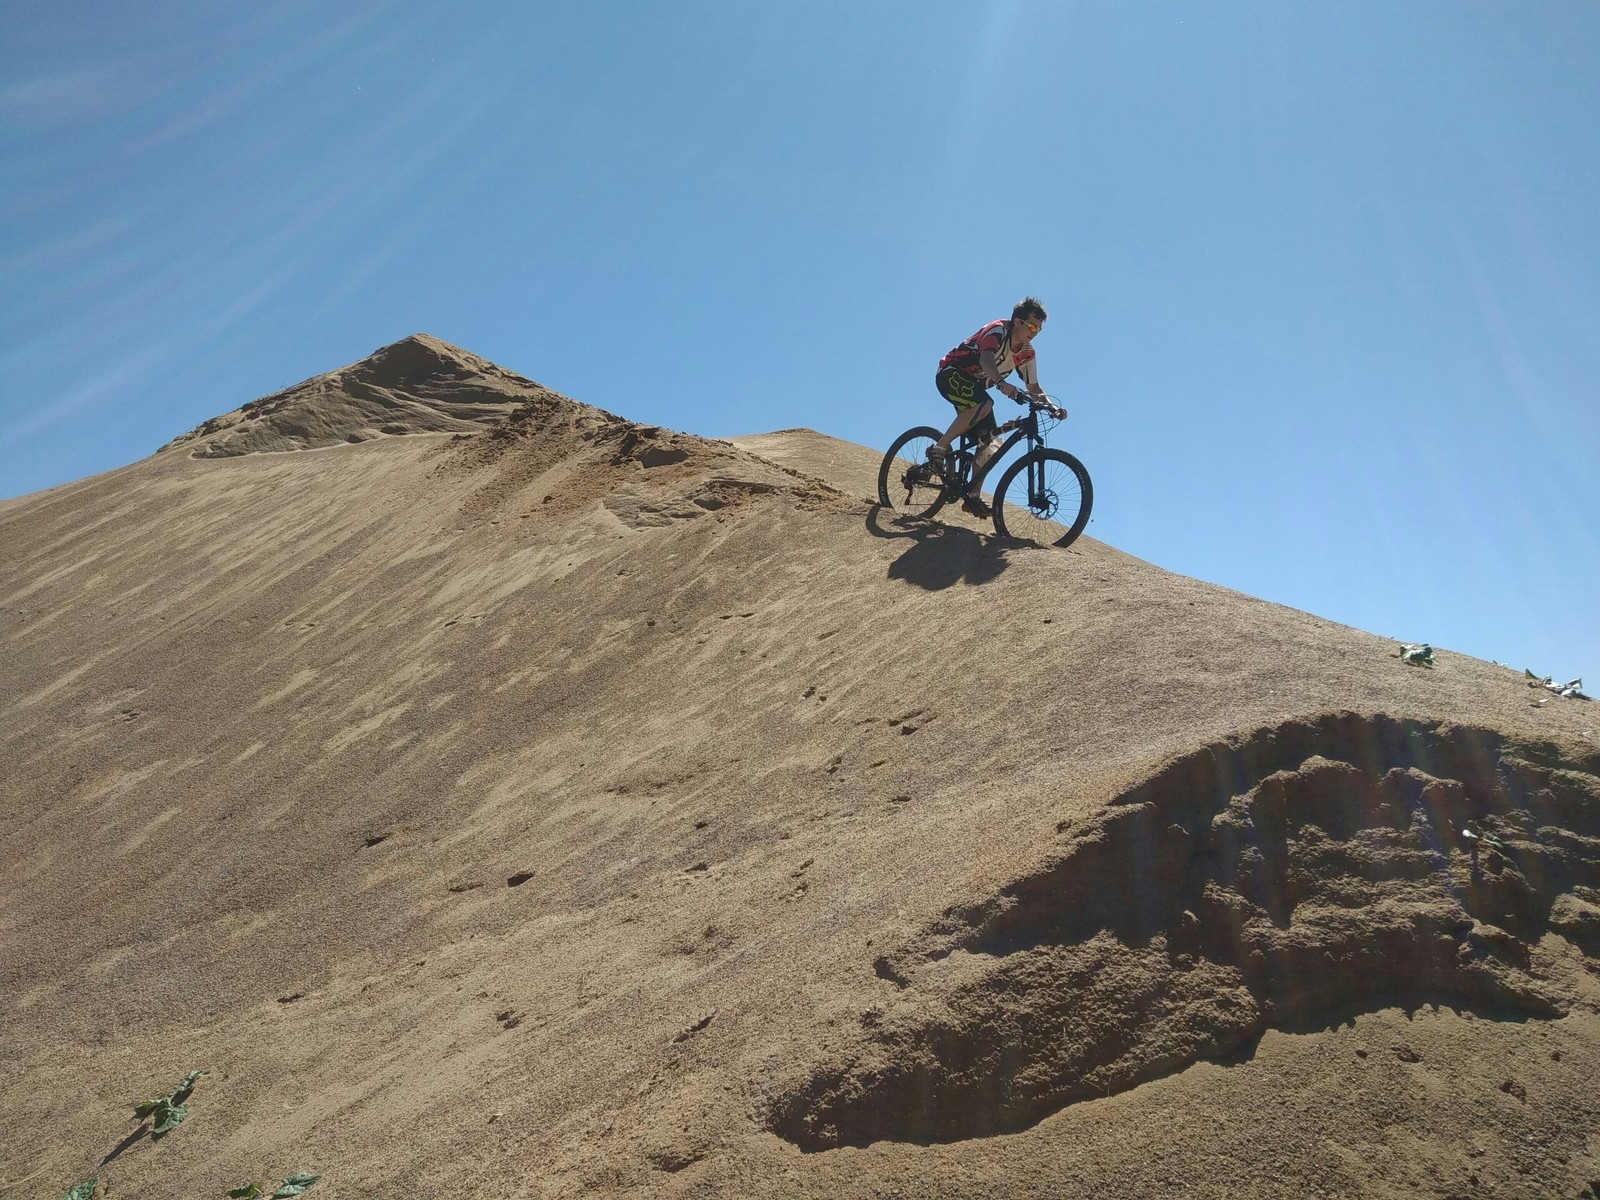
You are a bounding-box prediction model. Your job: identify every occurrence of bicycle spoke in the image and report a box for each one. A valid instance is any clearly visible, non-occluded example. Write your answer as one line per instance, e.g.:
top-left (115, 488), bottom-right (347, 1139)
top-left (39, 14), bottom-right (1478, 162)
top-left (877, 427), bottom-right (950, 520)
top-left (993, 449), bottom-right (1092, 546)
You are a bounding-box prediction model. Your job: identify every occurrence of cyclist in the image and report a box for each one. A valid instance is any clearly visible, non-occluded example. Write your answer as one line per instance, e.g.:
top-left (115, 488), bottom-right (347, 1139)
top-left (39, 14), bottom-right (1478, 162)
top-left (927, 297), bottom-right (1051, 518)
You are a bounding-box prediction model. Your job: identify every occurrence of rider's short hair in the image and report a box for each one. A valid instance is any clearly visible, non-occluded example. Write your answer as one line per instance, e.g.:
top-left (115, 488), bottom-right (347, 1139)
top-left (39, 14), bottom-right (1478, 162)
top-left (1012, 296), bottom-right (1047, 323)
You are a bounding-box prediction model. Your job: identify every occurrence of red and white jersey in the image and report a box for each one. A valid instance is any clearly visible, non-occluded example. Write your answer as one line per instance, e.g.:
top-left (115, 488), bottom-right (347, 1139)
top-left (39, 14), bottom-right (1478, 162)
top-left (940, 319), bottom-right (1038, 388)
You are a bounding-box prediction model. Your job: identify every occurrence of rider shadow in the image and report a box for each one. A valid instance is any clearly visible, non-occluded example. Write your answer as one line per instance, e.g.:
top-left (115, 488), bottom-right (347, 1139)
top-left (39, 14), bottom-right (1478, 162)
top-left (865, 505), bottom-right (1012, 592)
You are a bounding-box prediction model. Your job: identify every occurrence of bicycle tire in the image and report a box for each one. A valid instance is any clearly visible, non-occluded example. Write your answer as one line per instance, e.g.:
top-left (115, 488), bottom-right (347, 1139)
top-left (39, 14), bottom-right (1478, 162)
top-left (877, 425), bottom-right (950, 519)
top-left (991, 448), bottom-right (1093, 546)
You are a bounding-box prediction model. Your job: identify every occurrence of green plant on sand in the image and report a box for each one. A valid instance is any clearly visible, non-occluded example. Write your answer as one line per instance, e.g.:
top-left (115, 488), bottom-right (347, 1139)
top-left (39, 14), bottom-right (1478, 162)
top-left (226, 1172), bottom-right (322, 1198)
top-left (133, 1069), bottom-right (206, 1140)
top-left (47, 1070), bottom-right (321, 1200)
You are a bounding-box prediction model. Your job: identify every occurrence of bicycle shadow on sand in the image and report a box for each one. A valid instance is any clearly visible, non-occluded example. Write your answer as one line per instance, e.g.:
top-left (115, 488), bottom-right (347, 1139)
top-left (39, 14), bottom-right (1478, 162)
top-left (865, 505), bottom-right (1017, 592)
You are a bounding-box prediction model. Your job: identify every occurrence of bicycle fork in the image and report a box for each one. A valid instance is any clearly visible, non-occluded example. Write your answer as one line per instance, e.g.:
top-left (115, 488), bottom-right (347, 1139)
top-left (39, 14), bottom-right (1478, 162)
top-left (1025, 453), bottom-right (1052, 513)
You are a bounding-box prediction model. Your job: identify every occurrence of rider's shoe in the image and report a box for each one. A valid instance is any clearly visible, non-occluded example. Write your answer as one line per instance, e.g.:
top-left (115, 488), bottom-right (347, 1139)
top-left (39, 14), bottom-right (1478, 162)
top-left (925, 445), bottom-right (949, 475)
top-left (961, 493), bottom-right (991, 520)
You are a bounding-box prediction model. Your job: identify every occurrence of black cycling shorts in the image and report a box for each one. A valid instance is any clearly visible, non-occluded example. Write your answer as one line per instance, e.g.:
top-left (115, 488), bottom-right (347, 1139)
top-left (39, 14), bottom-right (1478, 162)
top-left (935, 366), bottom-right (998, 439)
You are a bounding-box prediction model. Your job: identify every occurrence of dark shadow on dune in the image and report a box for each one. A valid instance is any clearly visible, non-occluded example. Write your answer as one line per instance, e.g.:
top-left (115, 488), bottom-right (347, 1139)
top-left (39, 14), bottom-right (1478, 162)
top-left (766, 712), bottom-right (1600, 1150)
top-left (864, 506), bottom-right (1012, 591)
top-left (98, 1124), bottom-right (149, 1166)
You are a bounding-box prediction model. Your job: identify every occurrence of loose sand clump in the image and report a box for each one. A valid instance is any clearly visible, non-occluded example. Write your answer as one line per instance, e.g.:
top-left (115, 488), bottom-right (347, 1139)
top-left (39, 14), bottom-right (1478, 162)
top-left (768, 712), bottom-right (1600, 1149)
top-left (433, 392), bottom-right (847, 532)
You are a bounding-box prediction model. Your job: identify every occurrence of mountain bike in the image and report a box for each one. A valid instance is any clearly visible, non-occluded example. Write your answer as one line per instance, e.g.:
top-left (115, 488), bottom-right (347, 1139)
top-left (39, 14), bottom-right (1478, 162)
top-left (877, 396), bottom-right (1093, 547)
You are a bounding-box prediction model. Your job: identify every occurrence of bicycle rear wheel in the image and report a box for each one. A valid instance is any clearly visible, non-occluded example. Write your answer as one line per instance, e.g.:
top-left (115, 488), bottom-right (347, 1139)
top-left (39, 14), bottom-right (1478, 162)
top-left (877, 426), bottom-right (949, 519)
top-left (991, 449), bottom-right (1093, 546)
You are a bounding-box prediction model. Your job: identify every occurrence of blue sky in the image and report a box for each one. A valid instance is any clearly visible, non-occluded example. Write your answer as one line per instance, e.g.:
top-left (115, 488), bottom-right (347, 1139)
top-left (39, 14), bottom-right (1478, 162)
top-left (3, 1), bottom-right (1596, 689)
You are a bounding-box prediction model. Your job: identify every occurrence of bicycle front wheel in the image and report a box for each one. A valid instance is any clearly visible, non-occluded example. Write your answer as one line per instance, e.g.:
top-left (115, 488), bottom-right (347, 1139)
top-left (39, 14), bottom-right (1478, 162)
top-left (992, 449), bottom-right (1093, 546)
top-left (877, 426), bottom-right (949, 519)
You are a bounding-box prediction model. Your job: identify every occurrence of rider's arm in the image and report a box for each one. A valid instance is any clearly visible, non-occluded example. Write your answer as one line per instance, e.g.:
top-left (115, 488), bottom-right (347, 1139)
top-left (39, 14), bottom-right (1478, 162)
top-left (979, 348), bottom-right (1021, 398)
top-left (1017, 357), bottom-right (1064, 416)
top-left (1018, 355), bottom-right (1043, 398)
top-left (978, 348), bottom-right (1006, 388)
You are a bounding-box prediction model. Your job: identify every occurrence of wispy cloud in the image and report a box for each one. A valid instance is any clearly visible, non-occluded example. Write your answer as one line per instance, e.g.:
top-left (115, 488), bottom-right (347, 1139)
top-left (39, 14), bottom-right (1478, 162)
top-left (0, 65), bottom-right (156, 134)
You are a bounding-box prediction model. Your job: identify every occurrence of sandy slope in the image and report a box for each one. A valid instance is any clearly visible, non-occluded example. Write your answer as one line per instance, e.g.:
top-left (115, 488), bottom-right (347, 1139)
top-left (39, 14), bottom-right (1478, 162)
top-left (2, 337), bottom-right (1598, 1200)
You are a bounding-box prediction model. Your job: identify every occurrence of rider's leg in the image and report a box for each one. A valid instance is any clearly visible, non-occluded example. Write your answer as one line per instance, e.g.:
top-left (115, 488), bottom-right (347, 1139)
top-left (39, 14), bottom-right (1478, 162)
top-left (961, 406), bottom-right (1001, 518)
top-left (932, 367), bottom-right (992, 452)
top-left (934, 403), bottom-right (980, 451)
top-left (938, 398), bottom-right (995, 457)
top-left (971, 411), bottom-right (1003, 473)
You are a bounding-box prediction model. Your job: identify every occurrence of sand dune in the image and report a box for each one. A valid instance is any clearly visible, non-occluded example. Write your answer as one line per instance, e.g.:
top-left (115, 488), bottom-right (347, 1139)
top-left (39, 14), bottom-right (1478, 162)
top-left (157, 333), bottom-right (538, 458)
top-left (3, 336), bottom-right (1598, 1199)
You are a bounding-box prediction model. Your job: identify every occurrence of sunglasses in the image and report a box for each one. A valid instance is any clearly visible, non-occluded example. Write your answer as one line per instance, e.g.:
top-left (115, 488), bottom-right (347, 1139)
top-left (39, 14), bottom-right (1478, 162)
top-left (1022, 319), bottom-right (1043, 334)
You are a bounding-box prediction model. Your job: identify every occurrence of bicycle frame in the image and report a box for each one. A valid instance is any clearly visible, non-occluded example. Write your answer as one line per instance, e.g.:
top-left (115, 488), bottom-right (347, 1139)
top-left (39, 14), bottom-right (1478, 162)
top-left (960, 403), bottom-right (1049, 496)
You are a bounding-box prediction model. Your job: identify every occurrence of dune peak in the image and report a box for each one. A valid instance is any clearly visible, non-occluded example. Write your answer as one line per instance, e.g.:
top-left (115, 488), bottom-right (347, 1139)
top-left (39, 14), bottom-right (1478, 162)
top-left (158, 333), bottom-right (547, 459)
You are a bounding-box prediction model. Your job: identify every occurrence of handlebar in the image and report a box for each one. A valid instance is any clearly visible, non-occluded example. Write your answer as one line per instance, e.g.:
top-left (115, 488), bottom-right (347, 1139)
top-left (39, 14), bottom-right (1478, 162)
top-left (995, 397), bottom-right (1067, 434)
top-left (1018, 395), bottom-right (1067, 420)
